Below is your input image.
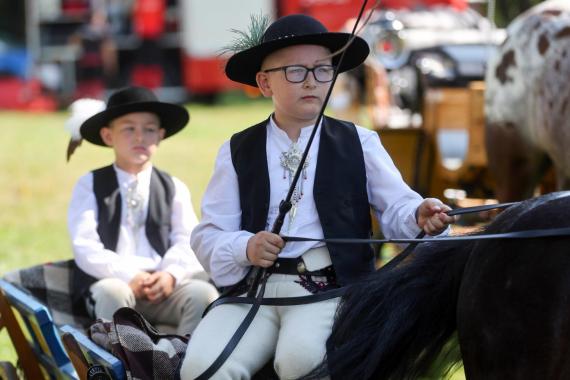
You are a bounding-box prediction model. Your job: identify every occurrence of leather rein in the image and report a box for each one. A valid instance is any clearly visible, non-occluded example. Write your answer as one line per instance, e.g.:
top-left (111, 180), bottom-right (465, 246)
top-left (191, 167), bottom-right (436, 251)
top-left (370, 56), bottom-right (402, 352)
top-left (283, 200), bottom-right (570, 244)
top-left (203, 200), bottom-right (570, 313)
top-left (195, 197), bottom-right (570, 379)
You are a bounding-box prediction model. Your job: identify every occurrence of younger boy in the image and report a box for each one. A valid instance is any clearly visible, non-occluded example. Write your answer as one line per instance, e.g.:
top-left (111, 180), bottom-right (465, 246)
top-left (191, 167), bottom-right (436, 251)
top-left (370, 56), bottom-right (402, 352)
top-left (182, 15), bottom-right (456, 379)
top-left (68, 86), bottom-right (218, 335)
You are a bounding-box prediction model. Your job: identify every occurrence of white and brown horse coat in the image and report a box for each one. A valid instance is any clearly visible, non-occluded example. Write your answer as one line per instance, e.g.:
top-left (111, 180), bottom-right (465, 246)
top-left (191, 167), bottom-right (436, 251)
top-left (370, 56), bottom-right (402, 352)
top-left (485, 0), bottom-right (570, 202)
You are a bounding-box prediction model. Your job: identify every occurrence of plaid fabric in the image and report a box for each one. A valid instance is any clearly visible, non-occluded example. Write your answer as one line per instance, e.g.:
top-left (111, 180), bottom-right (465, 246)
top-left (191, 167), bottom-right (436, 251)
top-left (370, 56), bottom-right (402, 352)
top-left (2, 259), bottom-right (93, 330)
top-left (90, 307), bottom-right (189, 380)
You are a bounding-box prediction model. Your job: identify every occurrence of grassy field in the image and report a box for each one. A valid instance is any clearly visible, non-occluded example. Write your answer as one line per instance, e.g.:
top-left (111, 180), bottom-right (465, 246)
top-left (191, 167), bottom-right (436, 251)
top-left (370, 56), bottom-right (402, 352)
top-left (0, 95), bottom-right (465, 378)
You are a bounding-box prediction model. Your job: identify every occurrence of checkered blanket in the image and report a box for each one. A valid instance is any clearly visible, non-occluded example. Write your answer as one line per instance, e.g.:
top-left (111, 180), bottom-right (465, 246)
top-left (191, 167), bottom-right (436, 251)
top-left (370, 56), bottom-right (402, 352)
top-left (3, 261), bottom-right (190, 379)
top-left (90, 307), bottom-right (189, 380)
top-left (2, 259), bottom-right (93, 329)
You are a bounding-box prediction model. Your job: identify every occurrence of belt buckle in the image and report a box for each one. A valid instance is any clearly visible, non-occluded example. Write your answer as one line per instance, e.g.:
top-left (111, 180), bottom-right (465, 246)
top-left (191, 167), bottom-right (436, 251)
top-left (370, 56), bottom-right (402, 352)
top-left (296, 259), bottom-right (307, 274)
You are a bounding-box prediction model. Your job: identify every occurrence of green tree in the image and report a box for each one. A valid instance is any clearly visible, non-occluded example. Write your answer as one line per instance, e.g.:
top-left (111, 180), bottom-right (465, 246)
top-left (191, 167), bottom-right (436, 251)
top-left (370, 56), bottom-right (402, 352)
top-left (494, 0), bottom-right (544, 27)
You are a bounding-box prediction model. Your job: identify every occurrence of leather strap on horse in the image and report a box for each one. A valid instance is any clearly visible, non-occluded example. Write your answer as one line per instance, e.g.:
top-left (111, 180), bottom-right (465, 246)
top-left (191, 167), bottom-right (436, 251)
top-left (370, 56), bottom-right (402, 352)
top-left (282, 226), bottom-right (570, 244)
top-left (279, 200), bottom-right (568, 244)
top-left (281, 201), bottom-right (570, 273)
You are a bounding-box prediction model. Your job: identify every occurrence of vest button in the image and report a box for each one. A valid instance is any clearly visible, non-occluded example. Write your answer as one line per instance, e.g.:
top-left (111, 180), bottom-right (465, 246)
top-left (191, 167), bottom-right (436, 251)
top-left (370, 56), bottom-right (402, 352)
top-left (297, 261), bottom-right (306, 274)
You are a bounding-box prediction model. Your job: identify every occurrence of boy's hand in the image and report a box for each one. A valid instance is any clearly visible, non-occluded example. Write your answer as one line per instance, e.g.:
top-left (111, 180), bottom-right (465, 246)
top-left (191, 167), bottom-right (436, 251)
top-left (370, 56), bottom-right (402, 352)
top-left (246, 231), bottom-right (285, 268)
top-left (129, 271), bottom-right (152, 299)
top-left (416, 198), bottom-right (458, 236)
top-left (143, 271), bottom-right (176, 304)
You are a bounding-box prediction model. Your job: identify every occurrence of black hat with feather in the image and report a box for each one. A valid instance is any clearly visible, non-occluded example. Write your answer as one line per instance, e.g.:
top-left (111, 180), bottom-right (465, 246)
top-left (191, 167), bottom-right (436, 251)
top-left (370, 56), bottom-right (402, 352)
top-left (224, 14), bottom-right (370, 87)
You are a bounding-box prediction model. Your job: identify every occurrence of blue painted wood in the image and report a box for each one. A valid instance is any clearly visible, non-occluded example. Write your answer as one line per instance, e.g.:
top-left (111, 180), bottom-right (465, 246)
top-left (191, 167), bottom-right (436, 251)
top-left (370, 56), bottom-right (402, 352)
top-left (0, 279), bottom-right (77, 379)
top-left (60, 325), bottom-right (125, 380)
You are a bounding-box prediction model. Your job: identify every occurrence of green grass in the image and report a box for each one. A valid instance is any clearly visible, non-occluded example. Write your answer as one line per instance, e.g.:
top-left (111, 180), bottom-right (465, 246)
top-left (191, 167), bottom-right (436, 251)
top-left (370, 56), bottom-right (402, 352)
top-left (0, 95), bottom-right (465, 379)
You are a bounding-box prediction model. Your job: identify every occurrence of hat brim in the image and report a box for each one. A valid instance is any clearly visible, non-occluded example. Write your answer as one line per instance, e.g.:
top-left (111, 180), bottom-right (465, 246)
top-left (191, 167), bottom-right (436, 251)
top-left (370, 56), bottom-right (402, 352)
top-left (225, 32), bottom-right (370, 87)
top-left (80, 101), bottom-right (189, 146)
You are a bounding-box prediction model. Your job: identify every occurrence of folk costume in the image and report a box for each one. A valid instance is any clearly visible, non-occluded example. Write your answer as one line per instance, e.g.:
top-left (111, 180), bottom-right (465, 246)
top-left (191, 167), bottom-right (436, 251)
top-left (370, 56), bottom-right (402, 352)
top-left (182, 15), bottom-right (424, 379)
top-left (68, 87), bottom-right (218, 335)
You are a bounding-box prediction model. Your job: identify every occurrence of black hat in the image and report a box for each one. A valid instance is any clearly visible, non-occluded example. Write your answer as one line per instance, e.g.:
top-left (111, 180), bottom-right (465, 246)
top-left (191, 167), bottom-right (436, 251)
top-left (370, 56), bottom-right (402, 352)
top-left (80, 86), bottom-right (189, 146)
top-left (225, 14), bottom-right (370, 87)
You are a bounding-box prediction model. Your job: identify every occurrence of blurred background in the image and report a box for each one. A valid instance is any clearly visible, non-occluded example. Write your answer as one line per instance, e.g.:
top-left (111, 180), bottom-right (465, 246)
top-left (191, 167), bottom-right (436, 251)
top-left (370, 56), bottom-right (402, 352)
top-left (0, 0), bottom-right (556, 275)
top-left (0, 0), bottom-right (557, 274)
top-left (0, 0), bottom-right (540, 109)
top-left (0, 0), bottom-right (558, 375)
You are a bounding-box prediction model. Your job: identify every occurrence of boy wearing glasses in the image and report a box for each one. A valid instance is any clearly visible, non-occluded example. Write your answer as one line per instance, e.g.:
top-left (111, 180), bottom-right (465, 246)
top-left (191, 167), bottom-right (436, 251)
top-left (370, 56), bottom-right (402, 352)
top-left (182, 14), bottom-right (456, 379)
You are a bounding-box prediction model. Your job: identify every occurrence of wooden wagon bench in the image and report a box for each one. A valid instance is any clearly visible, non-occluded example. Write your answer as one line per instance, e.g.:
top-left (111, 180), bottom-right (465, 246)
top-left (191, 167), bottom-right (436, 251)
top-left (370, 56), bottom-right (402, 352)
top-left (1, 261), bottom-right (278, 380)
top-left (0, 262), bottom-right (125, 380)
top-left (1, 261), bottom-right (205, 380)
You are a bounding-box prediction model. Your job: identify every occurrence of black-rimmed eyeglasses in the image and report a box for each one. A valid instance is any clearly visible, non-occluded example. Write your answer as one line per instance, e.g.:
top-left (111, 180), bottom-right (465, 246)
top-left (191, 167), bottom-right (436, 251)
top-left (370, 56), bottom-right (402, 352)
top-left (263, 65), bottom-right (335, 83)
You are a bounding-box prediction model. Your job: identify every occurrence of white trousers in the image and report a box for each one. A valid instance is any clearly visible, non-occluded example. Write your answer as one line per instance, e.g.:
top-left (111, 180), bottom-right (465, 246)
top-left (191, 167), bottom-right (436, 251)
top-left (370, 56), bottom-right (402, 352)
top-left (180, 273), bottom-right (339, 380)
top-left (89, 276), bottom-right (219, 336)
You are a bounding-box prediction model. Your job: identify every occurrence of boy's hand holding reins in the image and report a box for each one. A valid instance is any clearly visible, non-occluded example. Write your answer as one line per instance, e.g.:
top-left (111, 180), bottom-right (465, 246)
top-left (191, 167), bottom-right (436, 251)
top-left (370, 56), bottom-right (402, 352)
top-left (246, 231), bottom-right (285, 268)
top-left (416, 198), bottom-right (458, 236)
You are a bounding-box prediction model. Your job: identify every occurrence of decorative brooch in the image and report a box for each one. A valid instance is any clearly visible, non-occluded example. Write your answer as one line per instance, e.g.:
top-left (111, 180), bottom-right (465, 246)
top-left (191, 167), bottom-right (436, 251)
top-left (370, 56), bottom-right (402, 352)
top-left (280, 142), bottom-right (310, 231)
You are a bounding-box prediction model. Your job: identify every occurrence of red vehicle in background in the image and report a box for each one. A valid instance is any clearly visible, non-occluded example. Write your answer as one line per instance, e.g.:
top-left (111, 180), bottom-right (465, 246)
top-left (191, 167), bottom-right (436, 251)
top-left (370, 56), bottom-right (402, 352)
top-left (1, 0), bottom-right (482, 108)
top-left (179, 0), bottom-right (472, 98)
top-left (179, 0), bottom-right (376, 97)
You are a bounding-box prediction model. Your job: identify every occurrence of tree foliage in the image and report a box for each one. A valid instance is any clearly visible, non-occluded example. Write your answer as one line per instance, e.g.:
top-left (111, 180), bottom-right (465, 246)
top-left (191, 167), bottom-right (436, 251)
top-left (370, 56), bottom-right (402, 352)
top-left (494, 0), bottom-right (545, 27)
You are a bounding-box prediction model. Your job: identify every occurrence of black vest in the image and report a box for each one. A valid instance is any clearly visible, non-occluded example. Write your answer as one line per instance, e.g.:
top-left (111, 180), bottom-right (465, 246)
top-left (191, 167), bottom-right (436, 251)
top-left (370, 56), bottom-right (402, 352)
top-left (230, 116), bottom-right (374, 286)
top-left (72, 165), bottom-right (175, 300)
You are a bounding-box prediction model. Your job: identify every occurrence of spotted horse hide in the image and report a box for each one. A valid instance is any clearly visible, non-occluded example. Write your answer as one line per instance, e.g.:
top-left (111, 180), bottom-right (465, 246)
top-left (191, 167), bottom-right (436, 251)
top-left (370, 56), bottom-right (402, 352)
top-left (485, 0), bottom-right (570, 202)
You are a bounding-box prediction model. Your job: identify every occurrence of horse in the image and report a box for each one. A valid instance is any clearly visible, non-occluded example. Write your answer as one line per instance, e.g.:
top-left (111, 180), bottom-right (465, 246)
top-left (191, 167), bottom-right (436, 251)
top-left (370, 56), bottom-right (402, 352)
top-left (485, 0), bottom-right (570, 202)
top-left (314, 191), bottom-right (570, 379)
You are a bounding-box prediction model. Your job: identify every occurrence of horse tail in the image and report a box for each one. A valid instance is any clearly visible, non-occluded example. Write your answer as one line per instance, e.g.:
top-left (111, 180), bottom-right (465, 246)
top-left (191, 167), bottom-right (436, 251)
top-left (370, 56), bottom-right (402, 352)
top-left (325, 239), bottom-right (472, 380)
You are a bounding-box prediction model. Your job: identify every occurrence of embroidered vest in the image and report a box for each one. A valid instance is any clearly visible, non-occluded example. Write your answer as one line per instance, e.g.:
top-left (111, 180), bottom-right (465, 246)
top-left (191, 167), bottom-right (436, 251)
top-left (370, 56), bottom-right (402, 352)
top-left (230, 116), bottom-right (373, 286)
top-left (72, 165), bottom-right (175, 300)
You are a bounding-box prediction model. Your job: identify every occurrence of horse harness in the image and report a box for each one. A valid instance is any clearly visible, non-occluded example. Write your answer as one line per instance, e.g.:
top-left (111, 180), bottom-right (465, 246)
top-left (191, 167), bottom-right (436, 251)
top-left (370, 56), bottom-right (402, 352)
top-left (194, 200), bottom-right (570, 379)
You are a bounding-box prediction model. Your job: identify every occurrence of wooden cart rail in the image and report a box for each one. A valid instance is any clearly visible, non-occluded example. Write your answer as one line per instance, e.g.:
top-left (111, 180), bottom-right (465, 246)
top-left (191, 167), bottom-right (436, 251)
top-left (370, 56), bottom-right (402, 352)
top-left (0, 279), bottom-right (124, 380)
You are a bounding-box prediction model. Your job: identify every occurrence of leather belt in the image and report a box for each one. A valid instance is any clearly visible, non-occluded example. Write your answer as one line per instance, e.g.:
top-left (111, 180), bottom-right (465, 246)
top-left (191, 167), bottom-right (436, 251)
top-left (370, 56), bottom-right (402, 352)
top-left (272, 257), bottom-right (333, 277)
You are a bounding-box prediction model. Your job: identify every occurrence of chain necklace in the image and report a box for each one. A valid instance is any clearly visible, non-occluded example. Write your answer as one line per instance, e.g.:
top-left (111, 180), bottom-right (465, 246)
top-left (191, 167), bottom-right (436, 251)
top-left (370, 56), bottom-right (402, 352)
top-left (280, 141), bottom-right (310, 232)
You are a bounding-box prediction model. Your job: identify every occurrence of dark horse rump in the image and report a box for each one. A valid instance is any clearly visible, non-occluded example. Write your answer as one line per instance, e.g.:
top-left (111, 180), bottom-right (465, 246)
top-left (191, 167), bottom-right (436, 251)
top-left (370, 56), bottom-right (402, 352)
top-left (321, 191), bottom-right (570, 380)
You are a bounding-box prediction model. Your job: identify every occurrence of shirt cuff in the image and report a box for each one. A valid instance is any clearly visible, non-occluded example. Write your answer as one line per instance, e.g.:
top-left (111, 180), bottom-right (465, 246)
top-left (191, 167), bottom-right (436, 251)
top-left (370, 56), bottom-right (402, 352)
top-left (403, 211), bottom-right (423, 237)
top-left (436, 225), bottom-right (451, 237)
top-left (233, 233), bottom-right (253, 267)
top-left (162, 265), bottom-right (187, 286)
top-left (116, 267), bottom-right (140, 284)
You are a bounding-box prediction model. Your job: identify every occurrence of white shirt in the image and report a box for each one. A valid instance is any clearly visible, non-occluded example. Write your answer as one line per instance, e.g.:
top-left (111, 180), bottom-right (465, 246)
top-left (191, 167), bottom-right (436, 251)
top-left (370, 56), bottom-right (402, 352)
top-left (68, 164), bottom-right (205, 286)
top-left (191, 118), bottom-right (424, 287)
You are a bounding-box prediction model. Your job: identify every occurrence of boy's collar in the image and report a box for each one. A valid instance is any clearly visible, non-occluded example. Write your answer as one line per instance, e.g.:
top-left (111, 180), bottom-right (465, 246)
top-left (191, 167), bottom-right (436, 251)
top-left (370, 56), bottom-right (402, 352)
top-left (268, 114), bottom-right (322, 141)
top-left (113, 163), bottom-right (153, 182)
